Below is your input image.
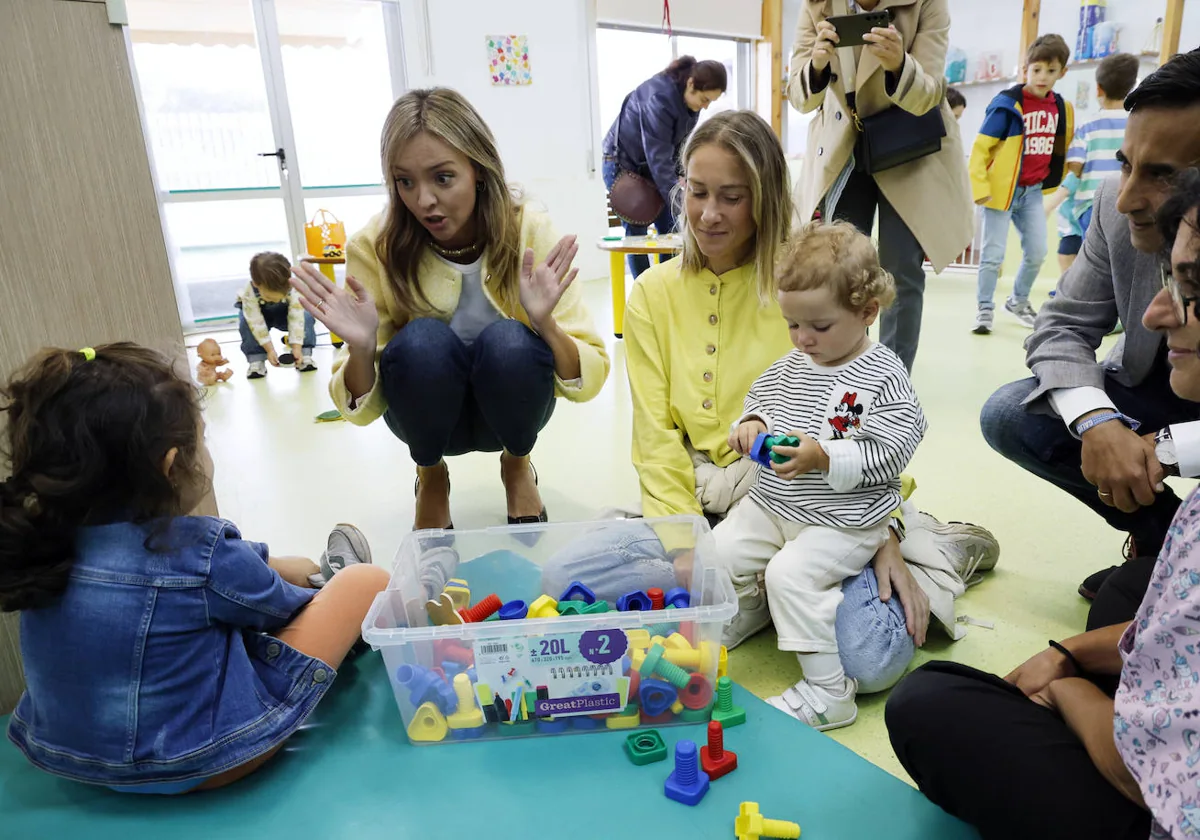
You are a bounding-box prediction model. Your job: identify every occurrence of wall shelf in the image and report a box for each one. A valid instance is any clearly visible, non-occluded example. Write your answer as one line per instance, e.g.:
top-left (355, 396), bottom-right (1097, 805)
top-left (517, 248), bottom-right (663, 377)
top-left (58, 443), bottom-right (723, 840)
top-left (952, 75), bottom-right (1019, 88)
top-left (1070, 51), bottom-right (1161, 68)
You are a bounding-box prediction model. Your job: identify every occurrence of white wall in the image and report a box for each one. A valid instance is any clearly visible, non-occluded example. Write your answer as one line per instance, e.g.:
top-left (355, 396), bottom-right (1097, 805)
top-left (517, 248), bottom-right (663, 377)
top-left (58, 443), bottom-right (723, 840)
top-left (396, 0), bottom-right (609, 280)
top-left (597, 0), bottom-right (762, 39)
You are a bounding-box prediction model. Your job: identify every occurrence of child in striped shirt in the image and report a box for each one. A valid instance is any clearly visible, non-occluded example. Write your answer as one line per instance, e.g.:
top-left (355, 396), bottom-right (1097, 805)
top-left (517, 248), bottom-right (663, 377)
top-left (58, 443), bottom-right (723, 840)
top-left (1064, 52), bottom-right (1140, 238)
top-left (714, 222), bottom-right (926, 731)
top-left (237, 252), bottom-right (317, 379)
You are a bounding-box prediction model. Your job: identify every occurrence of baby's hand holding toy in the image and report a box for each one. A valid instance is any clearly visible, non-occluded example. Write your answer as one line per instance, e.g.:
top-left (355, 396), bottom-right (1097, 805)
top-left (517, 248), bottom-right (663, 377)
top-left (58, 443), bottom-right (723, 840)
top-left (769, 432), bottom-right (827, 480)
top-left (729, 419), bottom-right (767, 455)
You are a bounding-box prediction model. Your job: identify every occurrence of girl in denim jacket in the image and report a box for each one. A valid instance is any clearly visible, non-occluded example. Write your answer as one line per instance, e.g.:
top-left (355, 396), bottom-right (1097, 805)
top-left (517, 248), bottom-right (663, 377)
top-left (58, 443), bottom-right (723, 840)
top-left (0, 343), bottom-right (390, 793)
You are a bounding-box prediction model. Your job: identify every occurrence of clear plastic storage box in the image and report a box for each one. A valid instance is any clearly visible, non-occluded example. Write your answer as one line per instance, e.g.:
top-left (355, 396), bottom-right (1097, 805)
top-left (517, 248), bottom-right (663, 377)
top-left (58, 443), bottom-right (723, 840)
top-left (362, 516), bottom-right (737, 744)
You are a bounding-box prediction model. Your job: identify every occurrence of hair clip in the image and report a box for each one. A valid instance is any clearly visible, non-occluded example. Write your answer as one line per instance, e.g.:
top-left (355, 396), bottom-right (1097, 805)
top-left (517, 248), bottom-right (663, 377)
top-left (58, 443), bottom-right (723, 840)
top-left (79, 348), bottom-right (96, 361)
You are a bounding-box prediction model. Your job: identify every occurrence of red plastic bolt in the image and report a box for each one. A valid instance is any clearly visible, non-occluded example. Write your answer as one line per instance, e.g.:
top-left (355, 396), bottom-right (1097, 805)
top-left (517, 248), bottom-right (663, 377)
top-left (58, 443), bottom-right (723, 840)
top-left (700, 720), bottom-right (738, 780)
top-left (648, 587), bottom-right (665, 610)
top-left (459, 593), bottom-right (502, 623)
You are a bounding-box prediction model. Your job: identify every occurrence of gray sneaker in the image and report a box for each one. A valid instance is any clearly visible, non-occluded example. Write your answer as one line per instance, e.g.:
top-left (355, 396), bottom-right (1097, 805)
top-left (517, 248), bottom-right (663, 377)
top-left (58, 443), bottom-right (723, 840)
top-left (722, 576), bottom-right (773, 650)
top-left (1004, 297), bottom-right (1038, 328)
top-left (972, 308), bottom-right (994, 334)
top-left (309, 523), bottom-right (373, 587)
top-left (902, 510), bottom-right (1000, 588)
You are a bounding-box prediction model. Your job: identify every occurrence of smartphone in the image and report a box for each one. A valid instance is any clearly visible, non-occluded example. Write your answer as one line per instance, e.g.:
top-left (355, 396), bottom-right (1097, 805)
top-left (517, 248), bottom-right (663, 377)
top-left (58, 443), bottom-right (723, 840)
top-left (826, 11), bottom-right (893, 48)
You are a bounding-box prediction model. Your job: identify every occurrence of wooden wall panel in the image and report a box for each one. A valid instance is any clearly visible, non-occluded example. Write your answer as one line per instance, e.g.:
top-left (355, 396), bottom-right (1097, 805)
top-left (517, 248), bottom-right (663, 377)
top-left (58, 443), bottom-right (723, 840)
top-left (0, 0), bottom-right (209, 713)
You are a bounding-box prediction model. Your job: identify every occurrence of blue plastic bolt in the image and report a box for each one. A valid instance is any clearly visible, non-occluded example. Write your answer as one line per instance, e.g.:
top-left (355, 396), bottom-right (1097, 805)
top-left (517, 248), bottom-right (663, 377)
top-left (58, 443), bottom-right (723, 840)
top-left (559, 581), bottom-right (597, 604)
top-left (664, 587), bottom-right (691, 609)
top-left (664, 739), bottom-right (710, 806)
top-left (498, 599), bottom-right (528, 620)
top-left (617, 590), bottom-right (653, 611)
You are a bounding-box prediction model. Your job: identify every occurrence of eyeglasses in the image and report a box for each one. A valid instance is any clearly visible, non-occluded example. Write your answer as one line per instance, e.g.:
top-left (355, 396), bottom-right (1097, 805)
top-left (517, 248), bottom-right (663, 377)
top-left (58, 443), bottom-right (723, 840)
top-left (1163, 264), bottom-right (1200, 326)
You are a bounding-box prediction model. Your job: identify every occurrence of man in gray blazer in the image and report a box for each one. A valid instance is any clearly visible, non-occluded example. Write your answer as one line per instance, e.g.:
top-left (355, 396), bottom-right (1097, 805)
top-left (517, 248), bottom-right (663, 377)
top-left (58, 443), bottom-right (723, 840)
top-left (980, 50), bottom-right (1200, 628)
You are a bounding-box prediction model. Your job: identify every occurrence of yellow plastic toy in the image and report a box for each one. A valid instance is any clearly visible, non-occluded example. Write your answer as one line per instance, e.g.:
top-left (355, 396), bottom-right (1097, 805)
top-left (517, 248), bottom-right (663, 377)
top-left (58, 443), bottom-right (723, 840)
top-left (605, 703), bottom-right (641, 730)
top-left (665, 633), bottom-right (692, 650)
top-left (626, 629), bottom-right (651, 650)
top-left (444, 578), bottom-right (471, 611)
top-left (407, 702), bottom-right (449, 742)
top-left (446, 673), bottom-right (484, 730)
top-left (670, 699), bottom-right (685, 715)
top-left (718, 645), bottom-right (729, 679)
top-left (735, 802), bottom-right (800, 840)
top-left (664, 640), bottom-right (716, 673)
top-left (425, 592), bottom-right (464, 626)
top-left (528, 595), bottom-right (559, 619)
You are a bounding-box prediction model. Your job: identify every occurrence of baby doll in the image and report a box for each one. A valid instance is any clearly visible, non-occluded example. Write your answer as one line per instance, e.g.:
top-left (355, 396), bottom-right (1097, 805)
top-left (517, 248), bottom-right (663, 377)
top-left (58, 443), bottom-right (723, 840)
top-left (196, 338), bottom-right (233, 385)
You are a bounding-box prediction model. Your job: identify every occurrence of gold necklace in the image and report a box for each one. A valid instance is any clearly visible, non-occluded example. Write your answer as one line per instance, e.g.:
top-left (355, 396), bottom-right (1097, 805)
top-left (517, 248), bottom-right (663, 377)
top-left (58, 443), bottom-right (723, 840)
top-left (429, 240), bottom-right (483, 259)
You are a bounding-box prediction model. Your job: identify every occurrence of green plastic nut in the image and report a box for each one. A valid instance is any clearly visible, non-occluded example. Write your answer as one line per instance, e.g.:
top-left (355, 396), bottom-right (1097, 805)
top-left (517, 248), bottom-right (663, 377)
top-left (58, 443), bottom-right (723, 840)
top-left (623, 729), bottom-right (668, 765)
top-left (679, 703), bottom-right (714, 722)
top-left (556, 602), bottom-right (587, 617)
top-left (581, 600), bottom-right (611, 614)
top-left (767, 434), bottom-right (801, 464)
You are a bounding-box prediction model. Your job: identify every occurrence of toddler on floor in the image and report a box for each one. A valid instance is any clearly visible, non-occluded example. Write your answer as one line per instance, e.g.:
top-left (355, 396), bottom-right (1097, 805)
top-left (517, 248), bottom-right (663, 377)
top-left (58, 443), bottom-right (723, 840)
top-left (0, 343), bottom-right (390, 792)
top-left (238, 251), bottom-right (318, 378)
top-left (715, 222), bottom-right (926, 731)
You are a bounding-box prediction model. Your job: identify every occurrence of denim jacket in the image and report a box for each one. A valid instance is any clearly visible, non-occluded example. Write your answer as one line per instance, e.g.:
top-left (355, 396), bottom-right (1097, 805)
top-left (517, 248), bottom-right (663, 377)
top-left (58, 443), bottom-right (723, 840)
top-left (7, 517), bottom-right (331, 787)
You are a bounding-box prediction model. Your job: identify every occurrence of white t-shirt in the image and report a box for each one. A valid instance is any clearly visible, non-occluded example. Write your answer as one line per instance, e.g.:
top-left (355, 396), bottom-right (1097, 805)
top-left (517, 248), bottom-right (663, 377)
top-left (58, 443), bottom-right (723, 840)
top-left (439, 255), bottom-right (502, 345)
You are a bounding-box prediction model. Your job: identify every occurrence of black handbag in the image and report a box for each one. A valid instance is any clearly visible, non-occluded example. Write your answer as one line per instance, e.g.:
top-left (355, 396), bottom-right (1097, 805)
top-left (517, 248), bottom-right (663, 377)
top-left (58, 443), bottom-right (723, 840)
top-left (851, 95), bottom-right (947, 174)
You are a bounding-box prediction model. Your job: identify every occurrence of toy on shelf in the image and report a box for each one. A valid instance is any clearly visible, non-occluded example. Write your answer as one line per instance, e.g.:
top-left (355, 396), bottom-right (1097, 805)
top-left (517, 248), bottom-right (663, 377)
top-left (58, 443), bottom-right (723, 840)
top-left (700, 720), bottom-right (738, 780)
top-left (195, 338), bottom-right (232, 385)
top-left (625, 730), bottom-right (668, 765)
top-left (749, 433), bottom-right (801, 468)
top-left (664, 739), bottom-right (710, 806)
top-left (735, 802), bottom-right (801, 840)
top-left (713, 676), bottom-right (747, 727)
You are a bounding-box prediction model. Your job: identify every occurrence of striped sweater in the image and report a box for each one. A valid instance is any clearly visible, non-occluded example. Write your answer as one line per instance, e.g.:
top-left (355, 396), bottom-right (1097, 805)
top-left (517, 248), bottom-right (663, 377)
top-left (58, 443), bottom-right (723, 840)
top-left (741, 342), bottom-right (926, 529)
top-left (1066, 109), bottom-right (1128, 221)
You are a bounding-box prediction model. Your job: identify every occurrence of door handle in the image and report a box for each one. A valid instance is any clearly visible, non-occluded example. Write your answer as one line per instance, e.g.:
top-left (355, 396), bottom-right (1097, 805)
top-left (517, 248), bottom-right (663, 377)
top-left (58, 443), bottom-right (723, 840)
top-left (258, 148), bottom-right (286, 162)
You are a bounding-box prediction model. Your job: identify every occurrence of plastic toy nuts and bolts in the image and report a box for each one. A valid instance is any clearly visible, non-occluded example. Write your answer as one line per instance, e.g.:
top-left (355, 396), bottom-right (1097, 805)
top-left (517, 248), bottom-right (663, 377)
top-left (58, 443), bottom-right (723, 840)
top-left (446, 673), bottom-right (485, 730)
top-left (527, 595), bottom-right (559, 619)
top-left (664, 640), bottom-right (717, 673)
top-left (559, 581), bottom-right (597, 604)
top-left (663, 739), bottom-right (710, 806)
top-left (717, 645), bottom-right (729, 679)
top-left (700, 720), bottom-right (738, 780)
top-left (648, 587), bottom-right (665, 610)
top-left (498, 599), bottom-right (528, 620)
top-left (407, 702), bottom-right (449, 743)
top-left (734, 802), bottom-right (801, 840)
top-left (459, 593), bottom-right (501, 623)
top-left (624, 730), bottom-right (668, 765)
top-left (664, 587), bottom-right (691, 608)
top-left (616, 590), bottom-right (653, 611)
top-left (639, 643), bottom-right (691, 690)
top-left (712, 676), bottom-right (746, 727)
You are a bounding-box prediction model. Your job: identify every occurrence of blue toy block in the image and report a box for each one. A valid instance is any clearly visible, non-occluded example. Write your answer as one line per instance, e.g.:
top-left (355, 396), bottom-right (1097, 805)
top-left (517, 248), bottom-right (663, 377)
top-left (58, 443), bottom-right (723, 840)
top-left (449, 724), bottom-right (487, 740)
top-left (431, 681), bottom-right (457, 716)
top-left (664, 740), bottom-right (710, 806)
top-left (749, 432), bottom-right (775, 468)
top-left (617, 590), bottom-right (653, 612)
top-left (664, 587), bottom-right (691, 609)
top-left (441, 661), bottom-right (464, 678)
top-left (498, 599), bottom-right (528, 620)
top-left (559, 581), bottom-right (597, 604)
top-left (570, 715), bottom-right (603, 730)
top-left (394, 663), bottom-right (428, 689)
top-left (639, 678), bottom-right (678, 718)
top-left (536, 717), bottom-right (570, 734)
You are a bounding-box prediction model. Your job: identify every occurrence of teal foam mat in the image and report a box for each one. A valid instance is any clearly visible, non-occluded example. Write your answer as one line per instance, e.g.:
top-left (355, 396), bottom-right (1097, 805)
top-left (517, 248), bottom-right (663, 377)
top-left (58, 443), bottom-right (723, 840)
top-left (0, 653), bottom-right (978, 839)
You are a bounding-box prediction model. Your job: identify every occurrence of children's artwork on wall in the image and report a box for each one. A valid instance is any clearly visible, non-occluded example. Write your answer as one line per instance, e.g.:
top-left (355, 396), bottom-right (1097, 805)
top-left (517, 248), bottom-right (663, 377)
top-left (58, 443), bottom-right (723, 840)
top-left (487, 35), bottom-right (532, 86)
top-left (1075, 79), bottom-right (1092, 112)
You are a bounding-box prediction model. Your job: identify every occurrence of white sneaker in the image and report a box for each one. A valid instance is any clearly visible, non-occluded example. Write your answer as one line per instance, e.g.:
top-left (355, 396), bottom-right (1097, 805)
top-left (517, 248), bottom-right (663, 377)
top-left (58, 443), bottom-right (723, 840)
top-left (972, 308), bottom-right (993, 334)
top-left (297, 354), bottom-right (317, 372)
top-left (722, 577), bottom-right (772, 650)
top-left (767, 677), bottom-right (858, 731)
top-left (310, 523), bottom-right (373, 587)
top-left (247, 360), bottom-right (267, 379)
top-left (1004, 297), bottom-right (1037, 328)
top-left (903, 510), bottom-right (1000, 587)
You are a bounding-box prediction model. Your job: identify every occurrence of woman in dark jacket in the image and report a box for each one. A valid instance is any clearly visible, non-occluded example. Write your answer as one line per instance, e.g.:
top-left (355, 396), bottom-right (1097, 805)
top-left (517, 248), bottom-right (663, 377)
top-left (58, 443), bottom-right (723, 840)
top-left (602, 56), bottom-right (727, 277)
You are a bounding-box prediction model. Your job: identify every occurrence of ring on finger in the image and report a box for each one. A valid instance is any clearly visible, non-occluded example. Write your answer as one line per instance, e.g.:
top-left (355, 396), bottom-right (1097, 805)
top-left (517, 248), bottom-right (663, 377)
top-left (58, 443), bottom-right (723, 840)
top-left (317, 299), bottom-right (327, 311)
top-left (1098, 489), bottom-right (1113, 498)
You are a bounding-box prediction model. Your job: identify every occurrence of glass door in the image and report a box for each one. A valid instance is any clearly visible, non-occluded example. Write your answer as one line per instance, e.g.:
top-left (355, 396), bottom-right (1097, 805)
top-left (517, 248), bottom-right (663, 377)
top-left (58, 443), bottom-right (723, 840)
top-left (126, 0), bottom-right (404, 328)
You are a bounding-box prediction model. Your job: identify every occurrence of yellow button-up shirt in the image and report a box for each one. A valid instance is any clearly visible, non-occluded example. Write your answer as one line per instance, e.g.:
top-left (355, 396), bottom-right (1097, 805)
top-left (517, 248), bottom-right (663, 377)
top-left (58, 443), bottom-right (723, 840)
top-left (625, 257), bottom-right (792, 519)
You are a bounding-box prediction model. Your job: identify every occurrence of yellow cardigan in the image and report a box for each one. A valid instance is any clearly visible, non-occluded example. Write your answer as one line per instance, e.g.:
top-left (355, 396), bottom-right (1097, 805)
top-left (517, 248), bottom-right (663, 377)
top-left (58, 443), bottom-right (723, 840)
top-left (329, 208), bottom-right (610, 425)
top-left (626, 257), bottom-right (793, 519)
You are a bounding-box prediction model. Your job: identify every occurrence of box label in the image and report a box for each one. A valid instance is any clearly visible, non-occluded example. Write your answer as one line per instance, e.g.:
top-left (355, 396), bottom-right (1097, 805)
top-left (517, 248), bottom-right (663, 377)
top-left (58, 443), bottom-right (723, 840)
top-left (472, 629), bottom-right (629, 719)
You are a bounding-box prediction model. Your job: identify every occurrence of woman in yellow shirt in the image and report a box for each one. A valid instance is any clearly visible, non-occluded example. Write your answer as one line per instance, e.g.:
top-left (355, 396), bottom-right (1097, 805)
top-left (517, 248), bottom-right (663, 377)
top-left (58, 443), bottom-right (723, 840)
top-left (291, 88), bottom-right (609, 530)
top-left (547, 110), bottom-right (995, 693)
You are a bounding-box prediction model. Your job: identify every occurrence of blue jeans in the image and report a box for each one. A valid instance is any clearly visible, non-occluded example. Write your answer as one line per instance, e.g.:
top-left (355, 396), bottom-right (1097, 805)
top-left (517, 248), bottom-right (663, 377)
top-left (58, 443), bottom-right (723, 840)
top-left (602, 158), bottom-right (677, 279)
top-left (540, 520), bottom-right (914, 694)
top-left (980, 369), bottom-right (1197, 560)
top-left (237, 302), bottom-right (316, 362)
top-left (976, 185), bottom-right (1047, 309)
top-left (380, 318), bottom-right (556, 466)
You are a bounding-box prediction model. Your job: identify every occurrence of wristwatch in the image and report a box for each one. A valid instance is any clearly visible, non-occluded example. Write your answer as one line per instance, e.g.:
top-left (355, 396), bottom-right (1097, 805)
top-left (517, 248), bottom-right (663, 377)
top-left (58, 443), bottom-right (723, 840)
top-left (1156, 427), bottom-right (1182, 477)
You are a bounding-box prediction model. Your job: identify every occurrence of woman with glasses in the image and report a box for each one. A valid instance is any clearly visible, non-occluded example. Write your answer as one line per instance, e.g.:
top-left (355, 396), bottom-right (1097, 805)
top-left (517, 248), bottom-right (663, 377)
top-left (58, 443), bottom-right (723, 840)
top-left (291, 88), bottom-right (609, 530)
top-left (885, 169), bottom-right (1200, 840)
